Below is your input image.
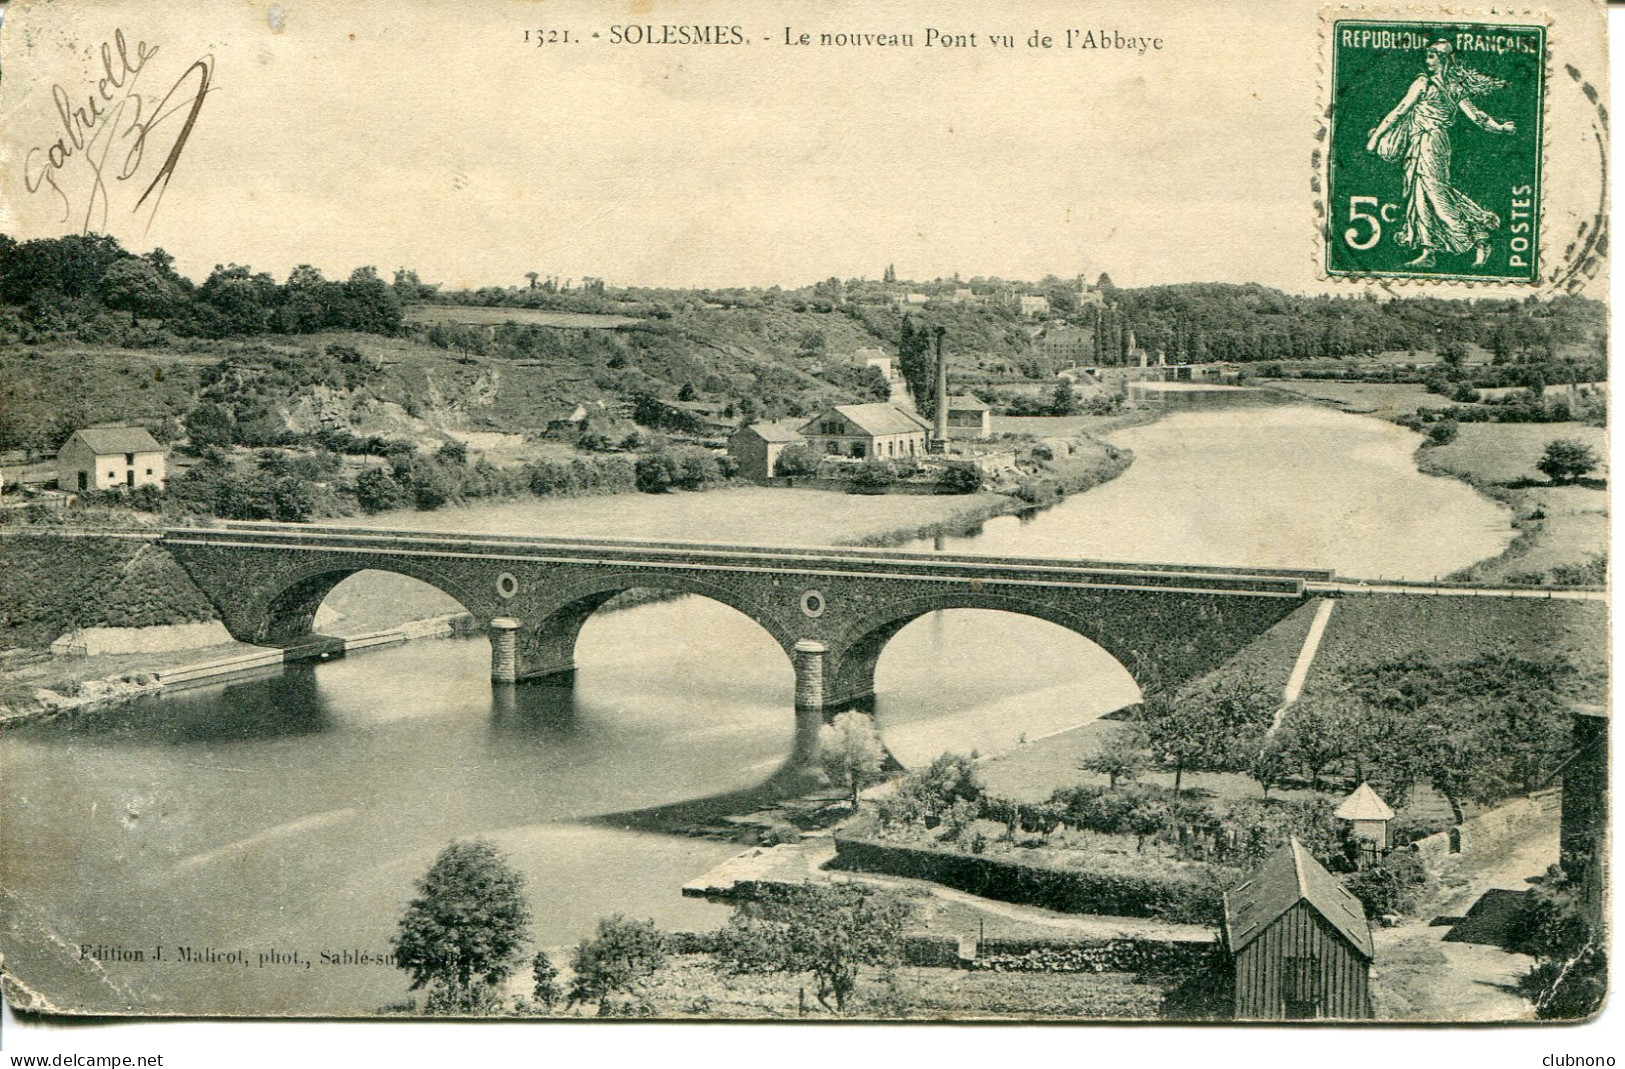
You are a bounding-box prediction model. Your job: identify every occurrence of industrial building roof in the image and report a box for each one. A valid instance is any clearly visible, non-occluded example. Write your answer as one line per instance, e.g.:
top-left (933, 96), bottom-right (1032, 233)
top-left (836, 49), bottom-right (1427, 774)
top-left (803, 403), bottom-right (930, 437)
top-left (1223, 838), bottom-right (1373, 959)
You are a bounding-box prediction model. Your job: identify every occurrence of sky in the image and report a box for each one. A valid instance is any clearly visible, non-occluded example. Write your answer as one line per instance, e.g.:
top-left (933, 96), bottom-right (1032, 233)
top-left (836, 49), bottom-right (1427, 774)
top-left (0, 0), bottom-right (1609, 295)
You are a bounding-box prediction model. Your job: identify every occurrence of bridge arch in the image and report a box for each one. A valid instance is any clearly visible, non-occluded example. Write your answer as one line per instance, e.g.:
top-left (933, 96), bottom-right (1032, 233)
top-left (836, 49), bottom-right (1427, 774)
top-left (514, 569), bottom-right (801, 683)
top-left (823, 590), bottom-right (1164, 709)
top-left (246, 556), bottom-right (495, 647)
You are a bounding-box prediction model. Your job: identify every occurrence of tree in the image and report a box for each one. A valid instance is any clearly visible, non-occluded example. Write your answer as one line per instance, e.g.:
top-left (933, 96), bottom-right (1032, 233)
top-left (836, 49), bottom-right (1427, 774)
top-left (1050, 378), bottom-right (1078, 416)
top-left (568, 915), bottom-right (667, 1015)
top-left (1338, 651), bottom-right (1586, 822)
top-left (820, 711), bottom-right (886, 807)
top-left (1274, 696), bottom-right (1347, 791)
top-left (99, 257), bottom-right (184, 318)
top-left (896, 318), bottom-right (937, 420)
top-left (392, 839), bottom-right (532, 1014)
top-left (530, 950), bottom-right (562, 1011)
top-left (1080, 725), bottom-right (1148, 789)
top-left (185, 402), bottom-right (237, 450)
top-left (1537, 439), bottom-right (1599, 485)
top-left (341, 265), bottom-right (405, 334)
top-left (714, 883), bottom-right (911, 1014)
top-left (1438, 340), bottom-right (1469, 368)
top-left (1139, 674), bottom-right (1277, 794)
top-left (1242, 732), bottom-right (1292, 798)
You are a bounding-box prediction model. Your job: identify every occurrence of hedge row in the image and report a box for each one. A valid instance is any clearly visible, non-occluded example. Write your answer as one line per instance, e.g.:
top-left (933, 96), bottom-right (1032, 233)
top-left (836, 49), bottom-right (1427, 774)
top-left (830, 831), bottom-right (1225, 925)
top-left (669, 929), bottom-right (1213, 976)
top-left (973, 938), bottom-right (1215, 975)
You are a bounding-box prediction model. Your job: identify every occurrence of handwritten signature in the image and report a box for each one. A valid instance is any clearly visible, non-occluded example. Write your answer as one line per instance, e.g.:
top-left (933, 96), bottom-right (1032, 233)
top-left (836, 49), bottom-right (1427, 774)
top-left (22, 29), bottom-right (215, 234)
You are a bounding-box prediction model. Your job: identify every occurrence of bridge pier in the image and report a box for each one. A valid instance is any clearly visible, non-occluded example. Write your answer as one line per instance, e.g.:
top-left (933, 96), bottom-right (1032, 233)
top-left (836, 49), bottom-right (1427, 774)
top-left (793, 639), bottom-right (828, 710)
top-left (490, 618), bottom-right (521, 683)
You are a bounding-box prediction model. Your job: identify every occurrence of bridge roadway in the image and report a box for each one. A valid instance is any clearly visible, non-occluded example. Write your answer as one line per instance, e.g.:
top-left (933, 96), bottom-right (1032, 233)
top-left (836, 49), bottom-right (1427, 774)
top-left (159, 522), bottom-right (1335, 718)
top-left (156, 521), bottom-right (1604, 731)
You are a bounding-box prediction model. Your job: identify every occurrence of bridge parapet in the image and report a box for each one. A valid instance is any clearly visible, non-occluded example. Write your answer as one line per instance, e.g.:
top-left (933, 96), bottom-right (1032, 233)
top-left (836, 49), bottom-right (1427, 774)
top-left (158, 523), bottom-right (1319, 715)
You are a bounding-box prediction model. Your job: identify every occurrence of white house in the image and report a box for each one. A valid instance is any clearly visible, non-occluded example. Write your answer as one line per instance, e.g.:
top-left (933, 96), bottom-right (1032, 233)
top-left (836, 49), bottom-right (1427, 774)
top-left (59, 425), bottom-right (167, 493)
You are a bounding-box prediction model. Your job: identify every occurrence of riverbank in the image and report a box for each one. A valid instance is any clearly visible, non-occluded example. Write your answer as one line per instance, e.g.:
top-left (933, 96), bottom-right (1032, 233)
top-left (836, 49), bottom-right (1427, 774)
top-left (0, 425), bottom-right (1148, 721)
top-left (1262, 379), bottom-right (1607, 585)
top-left (1411, 424), bottom-right (1608, 585)
top-left (0, 613), bottom-right (474, 728)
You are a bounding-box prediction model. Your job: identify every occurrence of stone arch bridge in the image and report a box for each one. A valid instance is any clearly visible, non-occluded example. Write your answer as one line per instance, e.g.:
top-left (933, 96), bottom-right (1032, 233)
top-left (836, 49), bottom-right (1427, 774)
top-left (161, 522), bottom-right (1332, 718)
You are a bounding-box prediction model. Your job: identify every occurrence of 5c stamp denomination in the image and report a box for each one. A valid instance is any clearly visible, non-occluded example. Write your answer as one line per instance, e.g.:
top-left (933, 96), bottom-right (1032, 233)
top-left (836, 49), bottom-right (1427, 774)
top-left (1326, 17), bottom-right (1546, 283)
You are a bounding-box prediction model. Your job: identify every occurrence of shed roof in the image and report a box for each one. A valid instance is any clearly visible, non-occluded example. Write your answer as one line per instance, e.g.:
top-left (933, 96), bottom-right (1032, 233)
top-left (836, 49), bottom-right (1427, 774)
top-left (948, 394), bottom-right (990, 412)
top-left (802, 403), bottom-right (929, 437)
top-left (67, 426), bottom-right (164, 455)
top-left (1335, 782), bottom-right (1396, 822)
top-left (735, 421), bottom-right (805, 444)
top-left (1223, 838), bottom-right (1373, 959)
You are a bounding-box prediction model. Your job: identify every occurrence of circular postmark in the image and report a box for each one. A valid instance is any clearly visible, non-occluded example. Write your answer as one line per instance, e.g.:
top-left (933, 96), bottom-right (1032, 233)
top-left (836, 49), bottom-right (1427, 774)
top-left (496, 572), bottom-right (520, 599)
top-left (799, 589), bottom-right (827, 618)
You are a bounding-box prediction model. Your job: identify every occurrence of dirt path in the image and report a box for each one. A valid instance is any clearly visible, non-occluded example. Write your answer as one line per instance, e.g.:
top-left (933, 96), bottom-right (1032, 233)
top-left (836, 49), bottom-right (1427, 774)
top-left (1371, 805), bottom-right (1558, 1021)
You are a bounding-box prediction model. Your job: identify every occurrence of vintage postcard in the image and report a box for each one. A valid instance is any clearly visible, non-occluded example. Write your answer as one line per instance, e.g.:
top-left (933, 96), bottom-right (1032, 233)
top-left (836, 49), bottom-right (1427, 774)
top-left (0, 0), bottom-right (1611, 1033)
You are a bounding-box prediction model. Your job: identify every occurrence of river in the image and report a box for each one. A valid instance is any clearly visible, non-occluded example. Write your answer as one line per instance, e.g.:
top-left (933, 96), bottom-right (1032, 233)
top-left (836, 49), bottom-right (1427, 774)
top-left (0, 402), bottom-right (1513, 1014)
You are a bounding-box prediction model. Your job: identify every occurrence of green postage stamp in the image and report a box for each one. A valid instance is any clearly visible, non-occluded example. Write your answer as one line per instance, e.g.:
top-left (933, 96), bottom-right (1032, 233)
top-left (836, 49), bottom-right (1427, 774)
top-left (1326, 17), bottom-right (1547, 283)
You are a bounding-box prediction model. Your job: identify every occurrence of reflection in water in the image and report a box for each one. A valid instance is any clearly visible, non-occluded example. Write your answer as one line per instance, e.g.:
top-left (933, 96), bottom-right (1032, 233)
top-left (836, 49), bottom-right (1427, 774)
top-left (25, 667), bottom-right (333, 746)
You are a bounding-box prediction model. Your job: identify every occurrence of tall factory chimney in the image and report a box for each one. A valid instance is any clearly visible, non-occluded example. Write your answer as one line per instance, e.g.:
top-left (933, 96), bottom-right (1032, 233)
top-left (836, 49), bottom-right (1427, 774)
top-left (931, 326), bottom-right (949, 450)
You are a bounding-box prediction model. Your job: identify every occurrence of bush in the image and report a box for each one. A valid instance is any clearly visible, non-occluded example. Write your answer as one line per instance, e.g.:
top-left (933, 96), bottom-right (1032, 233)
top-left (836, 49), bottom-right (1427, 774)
top-left (568, 915), bottom-right (667, 1012)
top-left (774, 443), bottom-right (819, 477)
top-left (635, 452), bottom-right (679, 493)
top-left (354, 466), bottom-right (410, 513)
top-left (936, 461), bottom-right (984, 494)
top-left (847, 458), bottom-right (897, 494)
top-left (1424, 419), bottom-right (1459, 446)
top-left (1343, 850), bottom-right (1429, 918)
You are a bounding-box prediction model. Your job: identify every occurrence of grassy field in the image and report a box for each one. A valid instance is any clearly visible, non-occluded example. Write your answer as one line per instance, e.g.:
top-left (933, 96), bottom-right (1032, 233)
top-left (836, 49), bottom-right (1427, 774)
top-left (404, 305), bottom-right (641, 329)
top-left (1422, 422), bottom-right (1608, 485)
top-left (1415, 422), bottom-right (1608, 584)
top-left (1260, 378), bottom-right (1442, 418)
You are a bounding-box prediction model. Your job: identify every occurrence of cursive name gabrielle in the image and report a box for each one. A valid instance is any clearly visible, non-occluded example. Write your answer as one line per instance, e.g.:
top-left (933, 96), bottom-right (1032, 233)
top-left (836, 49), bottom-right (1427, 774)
top-left (23, 29), bottom-right (215, 234)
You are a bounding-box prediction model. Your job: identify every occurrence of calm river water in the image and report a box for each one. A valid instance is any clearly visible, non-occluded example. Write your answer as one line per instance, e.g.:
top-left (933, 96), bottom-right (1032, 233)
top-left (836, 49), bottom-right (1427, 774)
top-left (0, 403), bottom-right (1512, 1014)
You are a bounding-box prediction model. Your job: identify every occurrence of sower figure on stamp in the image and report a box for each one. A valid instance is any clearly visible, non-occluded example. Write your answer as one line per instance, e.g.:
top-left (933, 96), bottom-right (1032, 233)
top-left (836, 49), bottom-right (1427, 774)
top-left (1365, 40), bottom-right (1517, 268)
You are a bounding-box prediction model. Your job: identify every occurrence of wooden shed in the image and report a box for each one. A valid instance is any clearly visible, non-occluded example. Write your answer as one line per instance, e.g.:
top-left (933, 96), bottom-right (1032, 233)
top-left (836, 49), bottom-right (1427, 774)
top-left (1224, 837), bottom-right (1374, 1020)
